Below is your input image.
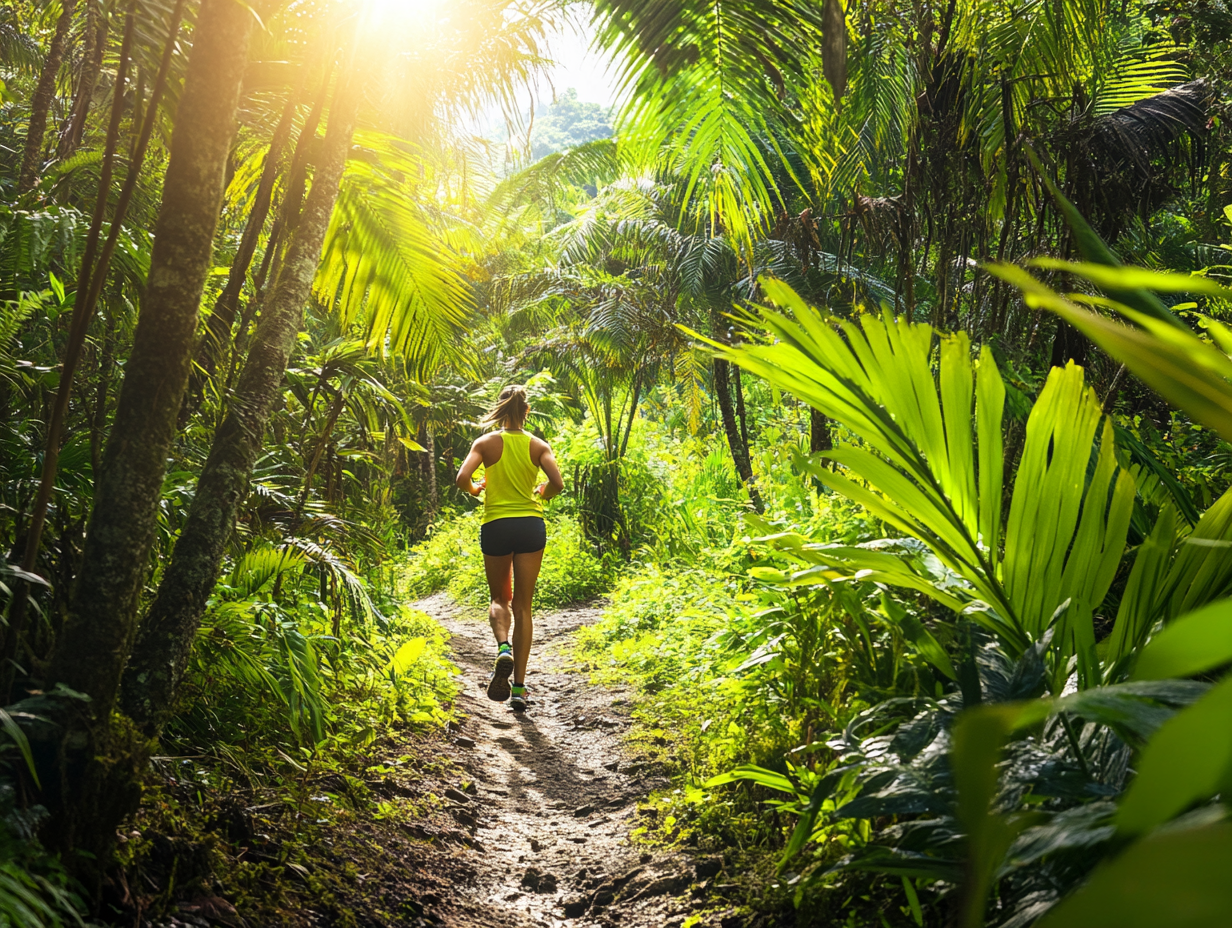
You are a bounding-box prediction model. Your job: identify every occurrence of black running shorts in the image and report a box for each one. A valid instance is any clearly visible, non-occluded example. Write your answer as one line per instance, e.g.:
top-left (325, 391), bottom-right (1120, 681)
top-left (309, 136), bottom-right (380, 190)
top-left (479, 516), bottom-right (546, 557)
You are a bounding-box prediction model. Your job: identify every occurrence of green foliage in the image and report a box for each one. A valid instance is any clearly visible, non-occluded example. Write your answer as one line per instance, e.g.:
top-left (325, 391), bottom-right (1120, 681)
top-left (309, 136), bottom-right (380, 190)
top-left (404, 509), bottom-right (611, 609)
top-left (530, 88), bottom-right (613, 161)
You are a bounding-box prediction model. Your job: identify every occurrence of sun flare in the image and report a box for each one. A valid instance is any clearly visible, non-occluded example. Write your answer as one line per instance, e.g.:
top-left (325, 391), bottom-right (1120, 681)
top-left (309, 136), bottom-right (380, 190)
top-left (361, 0), bottom-right (445, 29)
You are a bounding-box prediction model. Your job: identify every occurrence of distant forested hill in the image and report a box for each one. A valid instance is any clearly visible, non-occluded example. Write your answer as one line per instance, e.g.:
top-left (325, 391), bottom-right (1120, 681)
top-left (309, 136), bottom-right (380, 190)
top-left (530, 88), bottom-right (613, 160)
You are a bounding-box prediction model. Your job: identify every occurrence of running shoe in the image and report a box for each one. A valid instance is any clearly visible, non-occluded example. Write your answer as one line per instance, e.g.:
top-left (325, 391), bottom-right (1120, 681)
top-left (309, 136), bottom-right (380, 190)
top-left (510, 684), bottom-right (529, 712)
top-left (486, 645), bottom-right (515, 702)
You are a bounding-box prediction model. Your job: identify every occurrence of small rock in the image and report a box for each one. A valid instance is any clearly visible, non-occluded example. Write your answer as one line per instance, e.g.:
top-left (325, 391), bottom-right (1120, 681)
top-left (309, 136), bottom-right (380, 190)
top-left (574, 804), bottom-right (595, 817)
top-left (561, 895), bottom-right (588, 918)
top-left (454, 736), bottom-right (476, 749)
top-left (695, 857), bottom-right (723, 880)
top-left (602, 760), bottom-right (620, 771)
top-left (630, 873), bottom-right (687, 901)
top-left (520, 868), bottom-right (541, 892)
top-left (444, 788), bottom-right (470, 804)
top-left (639, 852), bottom-right (653, 864)
top-left (530, 838), bottom-right (542, 851)
top-left (539, 873), bottom-right (558, 893)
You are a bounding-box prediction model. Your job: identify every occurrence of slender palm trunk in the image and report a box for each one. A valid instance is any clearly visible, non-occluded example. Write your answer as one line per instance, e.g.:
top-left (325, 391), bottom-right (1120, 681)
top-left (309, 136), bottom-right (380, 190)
top-left (714, 358), bottom-right (763, 512)
top-left (734, 364), bottom-right (751, 450)
top-left (0, 2), bottom-right (135, 677)
top-left (89, 305), bottom-right (117, 479)
top-left (224, 57), bottom-right (336, 390)
top-left (424, 426), bottom-right (437, 516)
top-left (19, 0), bottom-right (79, 192)
top-left (183, 71), bottom-right (308, 418)
top-left (58, 0), bottom-right (108, 159)
top-left (121, 73), bottom-right (361, 733)
top-left (3, 1), bottom-right (183, 678)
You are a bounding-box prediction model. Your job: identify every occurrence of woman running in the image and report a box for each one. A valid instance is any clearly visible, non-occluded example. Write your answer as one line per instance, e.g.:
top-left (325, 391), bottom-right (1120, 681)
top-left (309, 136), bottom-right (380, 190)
top-left (455, 385), bottom-right (564, 711)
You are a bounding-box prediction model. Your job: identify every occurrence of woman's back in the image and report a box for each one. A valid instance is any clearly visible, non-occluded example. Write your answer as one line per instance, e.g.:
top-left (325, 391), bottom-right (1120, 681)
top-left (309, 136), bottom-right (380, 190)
top-left (482, 431), bottom-right (544, 523)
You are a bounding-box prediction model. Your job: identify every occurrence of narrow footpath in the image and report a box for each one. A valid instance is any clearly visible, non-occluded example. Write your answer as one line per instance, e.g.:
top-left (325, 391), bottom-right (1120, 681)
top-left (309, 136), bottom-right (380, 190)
top-left (414, 593), bottom-right (728, 928)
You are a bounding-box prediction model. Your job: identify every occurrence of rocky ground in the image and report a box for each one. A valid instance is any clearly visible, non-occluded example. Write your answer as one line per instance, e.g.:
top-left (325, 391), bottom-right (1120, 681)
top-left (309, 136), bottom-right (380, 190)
top-left (413, 593), bottom-right (742, 928)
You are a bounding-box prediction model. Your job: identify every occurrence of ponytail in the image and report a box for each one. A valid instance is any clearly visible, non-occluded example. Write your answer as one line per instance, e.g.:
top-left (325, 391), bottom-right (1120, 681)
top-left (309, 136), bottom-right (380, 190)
top-left (480, 384), bottom-right (529, 430)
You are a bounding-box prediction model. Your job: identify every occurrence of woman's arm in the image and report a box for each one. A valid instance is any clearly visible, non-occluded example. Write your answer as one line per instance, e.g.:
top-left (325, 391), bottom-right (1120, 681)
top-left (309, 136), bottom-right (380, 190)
top-left (455, 441), bottom-right (486, 497)
top-left (535, 445), bottom-right (565, 501)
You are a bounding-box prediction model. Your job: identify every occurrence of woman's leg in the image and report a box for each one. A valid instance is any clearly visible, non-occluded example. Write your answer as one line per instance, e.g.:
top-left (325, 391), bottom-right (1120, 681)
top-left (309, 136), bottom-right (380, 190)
top-left (483, 554), bottom-right (514, 643)
top-left (510, 548), bottom-right (545, 683)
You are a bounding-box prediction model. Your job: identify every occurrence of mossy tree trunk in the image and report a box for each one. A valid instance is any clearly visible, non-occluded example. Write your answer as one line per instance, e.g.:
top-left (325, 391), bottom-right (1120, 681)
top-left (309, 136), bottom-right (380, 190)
top-left (32, 0), bottom-right (256, 876)
top-left (19, 0), bottom-right (79, 192)
top-left (121, 70), bottom-right (361, 734)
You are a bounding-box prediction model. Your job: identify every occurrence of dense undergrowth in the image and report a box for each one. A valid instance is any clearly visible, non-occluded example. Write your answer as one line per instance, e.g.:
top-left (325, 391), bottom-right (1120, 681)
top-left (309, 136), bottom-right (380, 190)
top-left (116, 583), bottom-right (461, 926)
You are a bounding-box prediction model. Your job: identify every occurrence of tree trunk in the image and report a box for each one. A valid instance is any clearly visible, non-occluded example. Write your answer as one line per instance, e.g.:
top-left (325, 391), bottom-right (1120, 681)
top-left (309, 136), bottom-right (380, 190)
top-left (89, 305), bottom-right (117, 480)
top-left (618, 372), bottom-right (641, 458)
top-left (224, 56), bottom-right (336, 390)
top-left (734, 364), bottom-right (751, 450)
top-left (19, 0), bottom-right (79, 192)
top-left (0, 2), bottom-right (136, 677)
top-left (809, 408), bottom-right (832, 454)
top-left (714, 358), bottom-right (763, 513)
top-left (3, 0), bottom-right (182, 677)
top-left (120, 72), bottom-right (360, 734)
top-left (46, 0), bottom-right (254, 716)
top-left (182, 73), bottom-right (305, 419)
top-left (58, 0), bottom-right (108, 159)
top-left (425, 426), bottom-right (437, 517)
top-left (25, 0), bottom-right (254, 884)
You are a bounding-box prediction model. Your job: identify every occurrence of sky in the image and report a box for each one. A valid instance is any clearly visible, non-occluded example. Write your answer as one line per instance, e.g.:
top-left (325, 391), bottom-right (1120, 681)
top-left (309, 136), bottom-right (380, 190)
top-left (539, 19), bottom-right (622, 112)
top-left (467, 17), bottom-right (622, 139)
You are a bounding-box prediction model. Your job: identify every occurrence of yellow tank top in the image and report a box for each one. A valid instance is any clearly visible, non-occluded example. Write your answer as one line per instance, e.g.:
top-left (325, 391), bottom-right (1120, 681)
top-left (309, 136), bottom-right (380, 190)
top-left (482, 431), bottom-right (544, 524)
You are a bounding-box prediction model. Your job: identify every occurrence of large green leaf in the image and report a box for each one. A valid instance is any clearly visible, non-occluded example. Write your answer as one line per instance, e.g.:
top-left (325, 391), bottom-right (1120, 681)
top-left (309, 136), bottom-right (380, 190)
top-left (986, 263), bottom-right (1232, 442)
top-left (1039, 822), bottom-right (1232, 927)
top-left (1133, 599), bottom-right (1232, 682)
top-left (717, 280), bottom-right (1135, 676)
top-left (1114, 675), bottom-right (1232, 835)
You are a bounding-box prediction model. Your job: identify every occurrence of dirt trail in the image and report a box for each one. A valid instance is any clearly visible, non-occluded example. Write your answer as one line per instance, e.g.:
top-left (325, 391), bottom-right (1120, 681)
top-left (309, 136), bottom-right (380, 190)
top-left (416, 593), bottom-right (719, 928)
